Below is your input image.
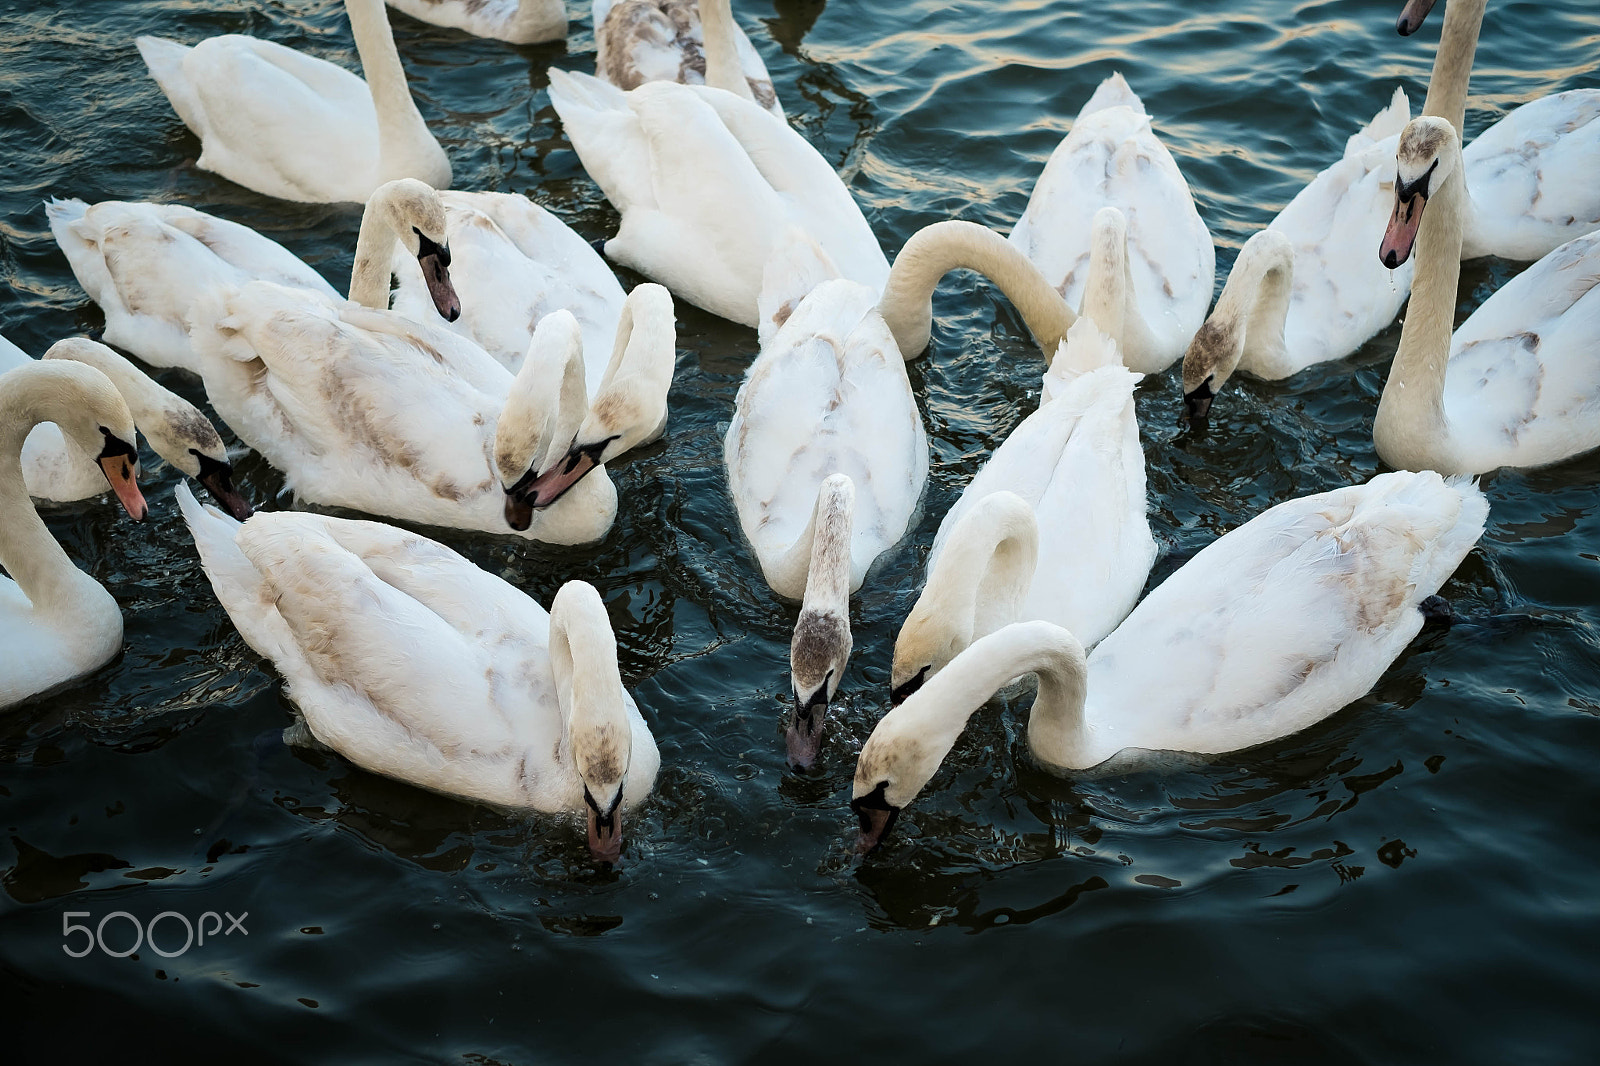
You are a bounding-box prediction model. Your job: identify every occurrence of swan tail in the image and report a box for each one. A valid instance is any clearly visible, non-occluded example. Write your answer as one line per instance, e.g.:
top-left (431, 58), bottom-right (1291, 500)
top-left (136, 35), bottom-right (206, 135)
top-left (176, 481), bottom-right (293, 663)
top-left (1043, 317), bottom-right (1124, 397)
top-left (1341, 471), bottom-right (1489, 616)
top-left (1344, 86), bottom-right (1410, 158)
top-left (546, 68), bottom-right (653, 215)
top-left (44, 197), bottom-right (113, 306)
top-left (757, 227), bottom-right (841, 347)
top-left (1076, 72), bottom-right (1146, 121)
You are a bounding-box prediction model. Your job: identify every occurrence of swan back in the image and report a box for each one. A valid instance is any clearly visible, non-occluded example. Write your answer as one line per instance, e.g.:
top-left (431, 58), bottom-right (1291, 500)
top-left (1082, 471), bottom-right (1487, 766)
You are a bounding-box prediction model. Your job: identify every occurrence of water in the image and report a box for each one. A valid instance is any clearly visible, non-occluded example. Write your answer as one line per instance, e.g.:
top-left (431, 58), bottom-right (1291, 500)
top-left (3, 0), bottom-right (1599, 1060)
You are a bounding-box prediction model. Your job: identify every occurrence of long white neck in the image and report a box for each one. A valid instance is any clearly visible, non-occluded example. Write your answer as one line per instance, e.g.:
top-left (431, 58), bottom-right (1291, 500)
top-left (879, 220), bottom-right (1078, 361)
top-left (1209, 228), bottom-right (1294, 380)
top-left (0, 377), bottom-right (95, 611)
top-left (698, 0), bottom-right (755, 103)
top-left (925, 492), bottom-right (1037, 647)
top-left (769, 473), bottom-right (855, 602)
top-left (43, 340), bottom-right (166, 437)
top-left (583, 283), bottom-right (675, 449)
top-left (1376, 145), bottom-right (1465, 471)
top-left (548, 582), bottom-right (631, 797)
top-left (878, 621), bottom-right (1091, 785)
top-left (347, 187), bottom-right (402, 308)
top-left (1422, 0), bottom-right (1486, 135)
top-left (344, 0), bottom-right (449, 188)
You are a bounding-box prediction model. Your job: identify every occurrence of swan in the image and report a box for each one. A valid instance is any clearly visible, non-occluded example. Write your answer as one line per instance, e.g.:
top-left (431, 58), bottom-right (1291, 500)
top-left (851, 470), bottom-right (1488, 851)
top-left (137, 0), bottom-right (451, 203)
top-left (1373, 117), bottom-right (1600, 475)
top-left (1179, 90), bottom-right (1416, 416)
top-left (724, 235), bottom-right (927, 767)
top-left (384, 0), bottom-right (565, 44)
top-left (176, 483), bottom-right (658, 862)
top-left (546, 69), bottom-right (887, 327)
top-left (1008, 73), bottom-right (1214, 374)
top-left (2, 360), bottom-right (148, 710)
top-left (385, 192), bottom-right (681, 494)
top-left (595, 0), bottom-right (784, 118)
top-left (1398, 0), bottom-right (1600, 261)
top-left (891, 318), bottom-right (1154, 704)
top-left (189, 283), bottom-right (617, 543)
top-left (0, 337), bottom-right (251, 519)
top-left (48, 178), bottom-right (460, 373)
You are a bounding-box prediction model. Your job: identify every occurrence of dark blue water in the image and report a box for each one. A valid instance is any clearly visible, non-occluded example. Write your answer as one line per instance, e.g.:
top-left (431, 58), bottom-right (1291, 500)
top-left (3, 0), bottom-right (1599, 1061)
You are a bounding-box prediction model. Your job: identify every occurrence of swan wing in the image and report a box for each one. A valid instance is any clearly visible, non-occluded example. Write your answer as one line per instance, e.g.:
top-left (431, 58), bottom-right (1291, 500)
top-left (1444, 231), bottom-right (1600, 467)
top-left (1463, 90), bottom-right (1600, 261)
top-left (1268, 127), bottom-right (1414, 371)
top-left (1011, 86), bottom-right (1212, 372)
top-left (172, 35), bottom-right (380, 202)
top-left (390, 190), bottom-right (626, 384)
top-left (726, 280), bottom-right (925, 592)
top-left (1084, 472), bottom-right (1487, 764)
top-left (234, 508), bottom-right (571, 809)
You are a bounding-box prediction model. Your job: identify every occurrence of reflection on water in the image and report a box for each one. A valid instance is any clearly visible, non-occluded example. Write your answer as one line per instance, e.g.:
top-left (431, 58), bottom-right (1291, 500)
top-left (2, 0), bottom-right (1600, 1059)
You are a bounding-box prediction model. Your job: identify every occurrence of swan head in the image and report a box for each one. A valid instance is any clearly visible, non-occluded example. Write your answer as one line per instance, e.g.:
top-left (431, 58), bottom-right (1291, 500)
top-left (370, 179), bottom-right (460, 322)
top-left (5, 357), bottom-right (147, 520)
top-left (496, 312), bottom-right (590, 531)
top-left (1180, 228), bottom-right (1294, 423)
top-left (850, 695), bottom-right (951, 854)
top-left (787, 607), bottom-right (851, 771)
top-left (550, 581), bottom-right (636, 865)
top-left (890, 608), bottom-right (966, 708)
top-left (42, 339), bottom-right (253, 520)
top-left (1381, 117), bottom-right (1460, 270)
top-left (1395, 0), bottom-right (1437, 35)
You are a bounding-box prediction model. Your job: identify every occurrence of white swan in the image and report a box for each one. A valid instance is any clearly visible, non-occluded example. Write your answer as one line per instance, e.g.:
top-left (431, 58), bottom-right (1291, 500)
top-left (177, 483), bottom-right (657, 862)
top-left (384, 0), bottom-right (565, 44)
top-left (1008, 73), bottom-right (1214, 374)
top-left (2, 360), bottom-right (147, 710)
top-left (852, 470), bottom-right (1488, 850)
top-left (137, 0), bottom-right (451, 203)
top-left (0, 337), bottom-right (250, 518)
top-left (547, 69), bottom-right (887, 327)
top-left (189, 284), bottom-right (617, 543)
top-left (891, 318), bottom-right (1154, 703)
top-left (1180, 90), bottom-right (1416, 414)
top-left (724, 235), bottom-right (926, 766)
top-left (48, 179), bottom-right (459, 373)
top-left (1373, 117), bottom-right (1600, 475)
top-left (385, 193), bottom-right (682, 493)
top-left (1399, 0), bottom-right (1600, 261)
top-left (595, 0), bottom-right (784, 118)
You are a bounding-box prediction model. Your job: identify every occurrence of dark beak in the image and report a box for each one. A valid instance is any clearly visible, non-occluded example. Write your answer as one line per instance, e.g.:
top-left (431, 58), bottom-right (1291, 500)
top-left (1396, 0), bottom-right (1437, 35)
top-left (785, 686), bottom-right (830, 771)
top-left (585, 798), bottom-right (624, 865)
top-left (520, 441), bottom-right (609, 510)
top-left (97, 432), bottom-right (147, 521)
top-left (414, 229), bottom-right (460, 322)
top-left (852, 798), bottom-right (900, 854)
top-left (504, 489), bottom-right (533, 531)
top-left (1183, 377), bottom-right (1215, 425)
top-left (889, 666), bottom-right (928, 707)
top-left (195, 452), bottom-right (253, 521)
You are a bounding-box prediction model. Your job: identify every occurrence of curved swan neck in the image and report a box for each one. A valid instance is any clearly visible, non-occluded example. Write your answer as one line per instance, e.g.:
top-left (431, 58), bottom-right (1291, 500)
top-left (344, 0), bottom-right (442, 184)
top-left (1079, 207), bottom-right (1129, 346)
top-left (497, 311), bottom-right (588, 484)
top-left (799, 474), bottom-right (855, 615)
top-left (879, 220), bottom-right (1077, 361)
top-left (549, 582), bottom-right (631, 791)
top-left (1377, 137), bottom-right (1465, 470)
top-left (926, 493), bottom-right (1037, 643)
top-left (0, 375), bottom-right (95, 610)
top-left (1422, 0), bottom-right (1486, 135)
top-left (348, 193), bottom-right (399, 308)
top-left (699, 0), bottom-right (755, 103)
top-left (43, 340), bottom-right (167, 438)
top-left (584, 284), bottom-right (676, 450)
top-left (1223, 230), bottom-right (1295, 376)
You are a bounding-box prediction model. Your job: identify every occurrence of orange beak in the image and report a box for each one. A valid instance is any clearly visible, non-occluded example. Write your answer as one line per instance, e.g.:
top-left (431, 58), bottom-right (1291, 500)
top-left (97, 451), bottom-right (147, 521)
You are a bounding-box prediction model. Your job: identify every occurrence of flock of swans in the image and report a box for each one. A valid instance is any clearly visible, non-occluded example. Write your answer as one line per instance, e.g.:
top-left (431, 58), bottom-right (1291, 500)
top-left (2, 0), bottom-right (1597, 862)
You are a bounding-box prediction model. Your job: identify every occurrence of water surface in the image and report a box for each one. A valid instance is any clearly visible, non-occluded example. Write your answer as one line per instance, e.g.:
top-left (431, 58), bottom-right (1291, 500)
top-left (2, 0), bottom-right (1599, 1061)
